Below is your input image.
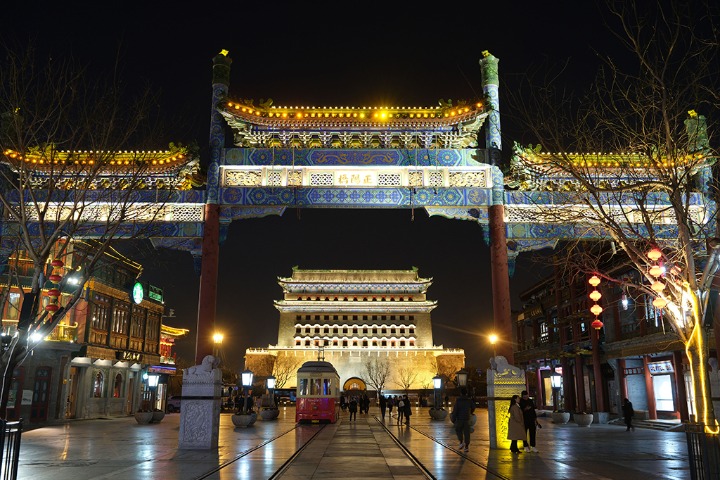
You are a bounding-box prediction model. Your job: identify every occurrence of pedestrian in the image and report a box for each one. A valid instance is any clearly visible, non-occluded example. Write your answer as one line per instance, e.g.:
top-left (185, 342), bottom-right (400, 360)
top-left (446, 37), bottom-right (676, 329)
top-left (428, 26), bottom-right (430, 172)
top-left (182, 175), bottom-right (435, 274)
top-left (451, 387), bottom-right (475, 452)
top-left (379, 394), bottom-right (387, 419)
top-left (507, 394), bottom-right (525, 454)
top-left (363, 393), bottom-right (370, 414)
top-left (403, 395), bottom-right (412, 425)
top-left (622, 398), bottom-right (635, 431)
top-left (388, 395), bottom-right (395, 420)
top-left (519, 390), bottom-right (539, 452)
top-left (348, 396), bottom-right (358, 421)
top-left (397, 395), bottom-right (405, 424)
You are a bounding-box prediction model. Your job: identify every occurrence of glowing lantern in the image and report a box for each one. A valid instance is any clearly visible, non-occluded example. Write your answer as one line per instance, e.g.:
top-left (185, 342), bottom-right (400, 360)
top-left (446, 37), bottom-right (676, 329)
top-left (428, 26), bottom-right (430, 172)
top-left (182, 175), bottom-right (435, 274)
top-left (588, 275), bottom-right (601, 287)
top-left (48, 274), bottom-right (63, 284)
top-left (47, 289), bottom-right (61, 298)
top-left (590, 304), bottom-right (603, 316)
top-left (50, 259), bottom-right (64, 268)
top-left (589, 290), bottom-right (602, 302)
top-left (652, 297), bottom-right (667, 309)
top-left (651, 281), bottom-right (665, 292)
top-left (648, 248), bottom-right (663, 262)
top-left (649, 265), bottom-right (663, 277)
top-left (591, 319), bottom-right (604, 330)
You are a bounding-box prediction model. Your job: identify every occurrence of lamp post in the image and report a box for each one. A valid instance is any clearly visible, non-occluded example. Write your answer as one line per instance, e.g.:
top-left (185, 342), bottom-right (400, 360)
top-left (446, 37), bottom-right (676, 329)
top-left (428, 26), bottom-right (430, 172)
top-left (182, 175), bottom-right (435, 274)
top-left (241, 369), bottom-right (254, 414)
top-left (147, 373), bottom-right (160, 411)
top-left (213, 332), bottom-right (224, 359)
top-left (550, 369), bottom-right (562, 411)
top-left (489, 333), bottom-right (498, 360)
top-left (266, 375), bottom-right (276, 408)
top-left (433, 374), bottom-right (442, 409)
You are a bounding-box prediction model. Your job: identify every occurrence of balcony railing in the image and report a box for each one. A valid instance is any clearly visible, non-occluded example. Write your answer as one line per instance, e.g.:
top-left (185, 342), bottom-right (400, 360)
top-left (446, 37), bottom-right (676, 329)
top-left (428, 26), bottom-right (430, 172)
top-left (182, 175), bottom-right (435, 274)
top-left (45, 323), bottom-right (78, 343)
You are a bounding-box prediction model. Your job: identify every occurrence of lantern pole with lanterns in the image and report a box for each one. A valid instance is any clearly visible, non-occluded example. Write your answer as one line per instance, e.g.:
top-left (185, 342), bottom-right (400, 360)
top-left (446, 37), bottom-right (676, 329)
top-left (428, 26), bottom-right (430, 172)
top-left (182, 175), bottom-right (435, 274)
top-left (588, 275), bottom-right (604, 336)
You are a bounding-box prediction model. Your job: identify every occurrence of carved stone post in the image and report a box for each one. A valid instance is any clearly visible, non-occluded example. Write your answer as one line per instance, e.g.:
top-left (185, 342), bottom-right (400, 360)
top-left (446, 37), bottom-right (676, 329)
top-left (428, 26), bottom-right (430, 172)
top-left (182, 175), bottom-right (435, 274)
top-left (487, 356), bottom-right (525, 449)
top-left (178, 355), bottom-right (222, 449)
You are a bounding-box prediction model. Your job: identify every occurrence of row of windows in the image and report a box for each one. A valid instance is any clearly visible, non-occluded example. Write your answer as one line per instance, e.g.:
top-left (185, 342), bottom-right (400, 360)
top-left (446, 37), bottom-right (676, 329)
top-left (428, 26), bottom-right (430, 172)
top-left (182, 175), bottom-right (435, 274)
top-left (296, 314), bottom-right (415, 322)
top-left (294, 296), bottom-right (416, 302)
top-left (295, 338), bottom-right (416, 348)
top-left (295, 325), bottom-right (415, 336)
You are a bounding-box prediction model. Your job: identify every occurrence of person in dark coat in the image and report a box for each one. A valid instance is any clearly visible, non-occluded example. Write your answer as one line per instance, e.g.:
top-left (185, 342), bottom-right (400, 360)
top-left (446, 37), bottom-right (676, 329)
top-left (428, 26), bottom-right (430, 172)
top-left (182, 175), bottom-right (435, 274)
top-left (519, 390), bottom-right (538, 452)
top-left (622, 398), bottom-right (635, 431)
top-left (403, 395), bottom-right (412, 425)
top-left (451, 387), bottom-right (475, 452)
top-left (348, 396), bottom-right (358, 421)
top-left (379, 394), bottom-right (387, 419)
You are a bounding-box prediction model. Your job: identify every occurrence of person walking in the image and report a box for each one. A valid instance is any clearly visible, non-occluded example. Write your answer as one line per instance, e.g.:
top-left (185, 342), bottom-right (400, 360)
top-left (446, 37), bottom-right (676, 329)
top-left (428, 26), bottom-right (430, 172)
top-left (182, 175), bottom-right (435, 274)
top-left (348, 396), bottom-right (358, 422)
top-left (507, 394), bottom-right (526, 454)
top-left (622, 398), bottom-right (635, 431)
top-left (403, 395), bottom-right (412, 425)
top-left (379, 394), bottom-right (387, 419)
top-left (519, 390), bottom-right (539, 452)
top-left (397, 396), bottom-right (405, 424)
top-left (388, 395), bottom-right (395, 420)
top-left (451, 387), bottom-right (475, 452)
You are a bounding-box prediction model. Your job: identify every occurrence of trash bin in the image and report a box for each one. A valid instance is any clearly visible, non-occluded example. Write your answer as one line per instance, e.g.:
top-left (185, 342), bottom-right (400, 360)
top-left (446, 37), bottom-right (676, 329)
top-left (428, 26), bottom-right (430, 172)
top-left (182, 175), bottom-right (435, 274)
top-left (685, 423), bottom-right (720, 480)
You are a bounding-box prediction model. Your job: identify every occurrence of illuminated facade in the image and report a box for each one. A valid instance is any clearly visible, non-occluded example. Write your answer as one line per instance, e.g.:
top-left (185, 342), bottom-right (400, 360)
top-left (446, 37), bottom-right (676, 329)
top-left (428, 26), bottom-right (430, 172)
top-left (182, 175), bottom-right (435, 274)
top-left (245, 268), bottom-right (464, 396)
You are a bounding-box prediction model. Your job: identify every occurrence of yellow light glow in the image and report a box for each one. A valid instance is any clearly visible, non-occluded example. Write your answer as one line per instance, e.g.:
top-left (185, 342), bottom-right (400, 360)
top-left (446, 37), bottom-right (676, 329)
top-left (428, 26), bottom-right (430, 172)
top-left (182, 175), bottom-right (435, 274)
top-left (488, 333), bottom-right (498, 345)
top-left (590, 304), bottom-right (603, 316)
top-left (588, 275), bottom-right (601, 287)
top-left (589, 290), bottom-right (602, 302)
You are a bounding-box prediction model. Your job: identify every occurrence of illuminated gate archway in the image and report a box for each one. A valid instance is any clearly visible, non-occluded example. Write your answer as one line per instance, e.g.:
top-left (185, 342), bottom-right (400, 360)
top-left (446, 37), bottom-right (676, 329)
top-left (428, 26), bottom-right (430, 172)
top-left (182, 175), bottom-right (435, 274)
top-left (343, 377), bottom-right (366, 392)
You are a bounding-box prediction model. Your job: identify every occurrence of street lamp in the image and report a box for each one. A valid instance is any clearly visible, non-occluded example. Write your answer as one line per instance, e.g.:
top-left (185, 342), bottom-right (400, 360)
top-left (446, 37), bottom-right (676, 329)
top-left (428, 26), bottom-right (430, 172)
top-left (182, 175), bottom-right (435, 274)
top-left (241, 369), bottom-right (254, 414)
top-left (213, 332), bottom-right (224, 358)
top-left (456, 369), bottom-right (468, 388)
top-left (266, 375), bottom-right (276, 408)
top-left (147, 373), bottom-right (160, 410)
top-left (550, 369), bottom-right (562, 411)
top-left (489, 333), bottom-right (498, 358)
top-left (433, 374), bottom-right (442, 409)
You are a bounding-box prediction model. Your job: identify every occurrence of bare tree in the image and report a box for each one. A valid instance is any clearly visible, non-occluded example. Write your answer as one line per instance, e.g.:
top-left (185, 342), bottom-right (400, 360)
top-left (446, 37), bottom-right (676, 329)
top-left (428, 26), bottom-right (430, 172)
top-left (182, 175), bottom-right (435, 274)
top-left (0, 45), bottom-right (196, 414)
top-left (272, 352), bottom-right (304, 389)
top-left (505, 1), bottom-right (720, 427)
top-left (394, 367), bottom-right (419, 393)
top-left (363, 356), bottom-right (391, 395)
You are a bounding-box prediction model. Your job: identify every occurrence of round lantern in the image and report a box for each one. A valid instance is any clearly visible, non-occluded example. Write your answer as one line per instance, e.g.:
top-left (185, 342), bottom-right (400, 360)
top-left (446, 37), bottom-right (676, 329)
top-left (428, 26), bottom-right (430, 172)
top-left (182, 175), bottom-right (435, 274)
top-left (590, 304), bottom-right (603, 316)
top-left (588, 275), bottom-right (601, 287)
top-left (591, 319), bottom-right (604, 330)
top-left (45, 304), bottom-right (59, 313)
top-left (50, 259), bottom-right (64, 268)
top-left (649, 265), bottom-right (663, 277)
top-left (652, 297), bottom-right (667, 309)
top-left (47, 289), bottom-right (61, 298)
top-left (651, 281), bottom-right (665, 292)
top-left (648, 248), bottom-right (663, 262)
top-left (589, 290), bottom-right (602, 302)
top-left (48, 274), bottom-right (63, 284)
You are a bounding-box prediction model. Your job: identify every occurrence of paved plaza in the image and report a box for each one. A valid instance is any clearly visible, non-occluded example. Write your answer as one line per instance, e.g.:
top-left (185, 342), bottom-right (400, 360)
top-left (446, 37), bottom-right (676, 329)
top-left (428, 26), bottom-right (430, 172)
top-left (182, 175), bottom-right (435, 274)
top-left (14, 407), bottom-right (691, 479)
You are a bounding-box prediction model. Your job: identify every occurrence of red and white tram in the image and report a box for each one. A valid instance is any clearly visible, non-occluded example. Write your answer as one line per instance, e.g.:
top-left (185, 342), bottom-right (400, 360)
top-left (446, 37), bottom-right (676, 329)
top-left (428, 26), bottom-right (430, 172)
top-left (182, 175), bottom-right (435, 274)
top-left (295, 360), bottom-right (340, 424)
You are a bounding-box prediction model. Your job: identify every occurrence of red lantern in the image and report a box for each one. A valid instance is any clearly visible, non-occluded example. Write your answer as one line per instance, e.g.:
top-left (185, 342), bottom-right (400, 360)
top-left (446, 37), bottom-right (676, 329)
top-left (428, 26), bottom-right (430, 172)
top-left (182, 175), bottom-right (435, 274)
top-left (48, 274), bottom-right (63, 283)
top-left (50, 259), bottom-right (64, 268)
top-left (591, 319), bottom-right (604, 330)
top-left (45, 304), bottom-right (59, 313)
top-left (47, 289), bottom-right (61, 298)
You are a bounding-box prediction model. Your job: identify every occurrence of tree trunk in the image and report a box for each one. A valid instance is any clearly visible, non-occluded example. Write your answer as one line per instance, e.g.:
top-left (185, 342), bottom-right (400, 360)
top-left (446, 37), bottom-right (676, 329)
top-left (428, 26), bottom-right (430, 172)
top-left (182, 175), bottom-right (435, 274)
top-left (686, 331), bottom-right (717, 427)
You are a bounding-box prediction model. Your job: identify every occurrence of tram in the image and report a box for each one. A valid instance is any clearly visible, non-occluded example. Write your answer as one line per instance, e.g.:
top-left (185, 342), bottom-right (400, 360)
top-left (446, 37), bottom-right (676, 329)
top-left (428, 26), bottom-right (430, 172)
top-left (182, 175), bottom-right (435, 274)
top-left (295, 360), bottom-right (340, 424)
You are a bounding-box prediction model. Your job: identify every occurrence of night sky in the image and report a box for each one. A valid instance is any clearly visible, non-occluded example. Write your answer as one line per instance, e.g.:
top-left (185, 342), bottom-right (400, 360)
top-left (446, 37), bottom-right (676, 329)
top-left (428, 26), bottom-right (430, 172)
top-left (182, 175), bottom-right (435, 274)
top-left (3, 1), bottom-right (609, 370)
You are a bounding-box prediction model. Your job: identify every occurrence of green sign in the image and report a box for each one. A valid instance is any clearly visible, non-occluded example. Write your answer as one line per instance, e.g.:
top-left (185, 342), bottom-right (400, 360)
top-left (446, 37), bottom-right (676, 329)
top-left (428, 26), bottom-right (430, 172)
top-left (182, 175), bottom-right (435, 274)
top-left (132, 282), bottom-right (144, 304)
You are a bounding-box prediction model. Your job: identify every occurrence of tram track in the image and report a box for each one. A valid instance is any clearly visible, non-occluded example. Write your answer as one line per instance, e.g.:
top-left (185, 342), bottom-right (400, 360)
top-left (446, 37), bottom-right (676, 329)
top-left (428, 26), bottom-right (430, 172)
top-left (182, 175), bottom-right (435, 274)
top-left (194, 423), bottom-right (328, 480)
top-left (376, 414), bottom-right (512, 480)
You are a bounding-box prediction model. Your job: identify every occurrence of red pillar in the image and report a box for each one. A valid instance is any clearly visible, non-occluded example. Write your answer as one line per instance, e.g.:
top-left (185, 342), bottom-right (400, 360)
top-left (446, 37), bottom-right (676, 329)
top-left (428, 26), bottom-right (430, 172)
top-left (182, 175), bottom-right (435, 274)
top-left (673, 350), bottom-right (690, 421)
top-left (488, 204), bottom-right (512, 363)
top-left (575, 356), bottom-right (586, 412)
top-left (642, 355), bottom-right (657, 419)
top-left (195, 203), bottom-right (220, 364)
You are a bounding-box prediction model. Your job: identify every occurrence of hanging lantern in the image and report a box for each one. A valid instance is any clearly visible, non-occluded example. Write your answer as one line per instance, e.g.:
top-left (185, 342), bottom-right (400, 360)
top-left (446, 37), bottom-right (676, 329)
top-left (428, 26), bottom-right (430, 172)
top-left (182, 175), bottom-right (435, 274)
top-left (591, 318), bottom-right (604, 330)
top-left (47, 289), bottom-right (61, 298)
top-left (50, 259), bottom-right (64, 268)
top-left (649, 265), bottom-right (663, 277)
top-left (589, 275), bottom-right (601, 287)
top-left (648, 248), bottom-right (663, 262)
top-left (45, 304), bottom-right (59, 313)
top-left (652, 297), bottom-right (667, 309)
top-left (589, 290), bottom-right (602, 302)
top-left (651, 280), bottom-right (665, 292)
top-left (48, 274), bottom-right (63, 284)
top-left (590, 304), bottom-right (603, 316)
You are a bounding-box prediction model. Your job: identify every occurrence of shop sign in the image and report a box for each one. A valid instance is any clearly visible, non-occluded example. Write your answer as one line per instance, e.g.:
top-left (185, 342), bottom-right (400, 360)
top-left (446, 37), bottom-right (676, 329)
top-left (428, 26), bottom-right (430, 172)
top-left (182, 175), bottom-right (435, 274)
top-left (647, 360), bottom-right (674, 374)
top-left (116, 351), bottom-right (142, 362)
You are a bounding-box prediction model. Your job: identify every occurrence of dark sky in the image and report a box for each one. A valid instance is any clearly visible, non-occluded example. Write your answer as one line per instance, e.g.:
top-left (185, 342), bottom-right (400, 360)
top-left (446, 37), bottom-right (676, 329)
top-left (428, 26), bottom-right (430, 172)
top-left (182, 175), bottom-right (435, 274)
top-left (4, 1), bottom-right (609, 370)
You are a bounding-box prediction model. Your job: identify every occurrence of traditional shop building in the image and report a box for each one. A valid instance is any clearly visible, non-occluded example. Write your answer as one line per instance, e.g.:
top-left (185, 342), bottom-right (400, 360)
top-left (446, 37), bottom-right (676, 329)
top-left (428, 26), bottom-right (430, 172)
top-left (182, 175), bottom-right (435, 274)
top-left (245, 268), bottom-right (464, 398)
top-left (513, 257), bottom-right (719, 422)
top-left (0, 239), bottom-right (182, 424)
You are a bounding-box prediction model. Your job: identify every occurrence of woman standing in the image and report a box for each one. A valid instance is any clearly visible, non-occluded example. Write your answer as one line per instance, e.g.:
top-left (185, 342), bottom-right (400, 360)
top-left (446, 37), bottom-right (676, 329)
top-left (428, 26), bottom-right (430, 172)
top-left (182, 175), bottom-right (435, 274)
top-left (507, 394), bottom-right (526, 454)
